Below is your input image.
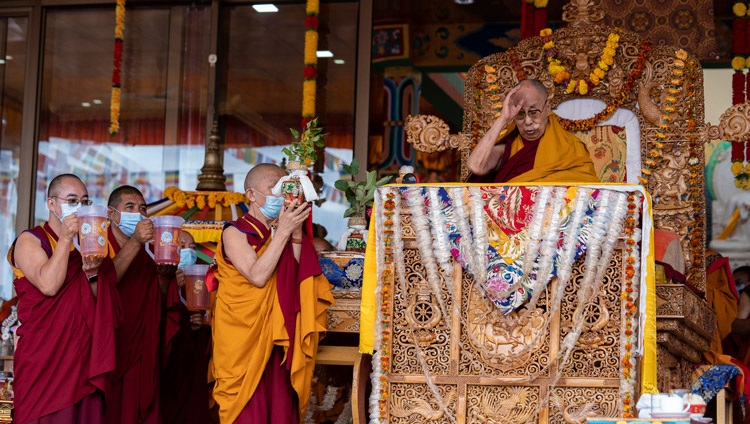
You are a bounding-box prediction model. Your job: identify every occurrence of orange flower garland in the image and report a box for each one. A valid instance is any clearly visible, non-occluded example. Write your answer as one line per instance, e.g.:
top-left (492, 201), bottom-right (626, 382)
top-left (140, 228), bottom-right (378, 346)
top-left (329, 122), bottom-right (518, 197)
top-left (163, 186), bottom-right (246, 209)
top-left (473, 49), bottom-right (528, 143)
top-left (685, 60), bottom-right (705, 270)
top-left (638, 49), bottom-right (688, 185)
top-left (302, 0), bottom-right (319, 128)
top-left (110, 0), bottom-right (125, 136)
top-left (541, 28), bottom-right (620, 95)
top-left (482, 64), bottom-right (502, 118)
top-left (557, 39), bottom-right (652, 132)
top-left (620, 193), bottom-right (640, 418)
top-left (378, 192), bottom-right (396, 421)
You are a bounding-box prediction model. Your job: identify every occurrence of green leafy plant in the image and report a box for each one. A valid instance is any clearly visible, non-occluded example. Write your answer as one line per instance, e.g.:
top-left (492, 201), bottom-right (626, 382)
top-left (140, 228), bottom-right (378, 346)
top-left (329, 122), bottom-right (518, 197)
top-left (284, 117), bottom-right (326, 167)
top-left (334, 158), bottom-right (392, 218)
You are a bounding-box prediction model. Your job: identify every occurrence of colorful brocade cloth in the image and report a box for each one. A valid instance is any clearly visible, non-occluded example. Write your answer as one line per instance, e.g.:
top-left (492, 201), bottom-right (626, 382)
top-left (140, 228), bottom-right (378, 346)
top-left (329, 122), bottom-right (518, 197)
top-left (691, 364), bottom-right (744, 415)
top-left (359, 183), bottom-right (657, 397)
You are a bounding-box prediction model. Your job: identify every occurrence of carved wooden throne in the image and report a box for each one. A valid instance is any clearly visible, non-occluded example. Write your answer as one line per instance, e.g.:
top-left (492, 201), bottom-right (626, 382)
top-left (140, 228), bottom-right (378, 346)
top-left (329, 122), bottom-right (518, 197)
top-left (403, 0), bottom-right (718, 406)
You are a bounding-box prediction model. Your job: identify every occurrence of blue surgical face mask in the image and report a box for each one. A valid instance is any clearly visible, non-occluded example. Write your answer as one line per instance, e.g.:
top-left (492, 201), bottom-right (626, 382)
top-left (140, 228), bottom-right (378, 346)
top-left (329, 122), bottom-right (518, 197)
top-left (179, 248), bottom-right (197, 268)
top-left (115, 210), bottom-right (145, 237)
top-left (59, 203), bottom-right (81, 221)
top-left (259, 195), bottom-right (284, 219)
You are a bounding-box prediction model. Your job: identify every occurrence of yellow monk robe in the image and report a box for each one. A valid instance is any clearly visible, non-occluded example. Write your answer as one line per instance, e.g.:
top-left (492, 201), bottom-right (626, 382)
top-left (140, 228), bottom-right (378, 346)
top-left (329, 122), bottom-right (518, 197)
top-left (212, 215), bottom-right (333, 423)
top-left (493, 113), bottom-right (600, 183)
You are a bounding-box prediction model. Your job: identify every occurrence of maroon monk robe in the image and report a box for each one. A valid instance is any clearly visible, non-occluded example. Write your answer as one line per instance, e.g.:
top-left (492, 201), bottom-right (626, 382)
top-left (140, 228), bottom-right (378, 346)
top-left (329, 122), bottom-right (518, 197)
top-left (104, 229), bottom-right (163, 424)
top-left (493, 129), bottom-right (541, 183)
top-left (160, 280), bottom-right (211, 424)
top-left (9, 223), bottom-right (121, 424)
top-left (467, 128), bottom-right (540, 184)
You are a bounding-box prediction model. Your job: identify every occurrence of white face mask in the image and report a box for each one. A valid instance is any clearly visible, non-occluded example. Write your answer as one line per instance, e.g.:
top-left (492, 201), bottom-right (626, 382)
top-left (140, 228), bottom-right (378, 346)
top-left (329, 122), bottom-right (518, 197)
top-left (54, 203), bottom-right (81, 221)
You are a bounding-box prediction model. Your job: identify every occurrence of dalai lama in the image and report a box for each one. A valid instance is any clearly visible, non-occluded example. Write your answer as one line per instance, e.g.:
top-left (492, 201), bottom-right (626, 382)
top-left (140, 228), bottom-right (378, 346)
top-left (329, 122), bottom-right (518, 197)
top-left (467, 79), bottom-right (600, 183)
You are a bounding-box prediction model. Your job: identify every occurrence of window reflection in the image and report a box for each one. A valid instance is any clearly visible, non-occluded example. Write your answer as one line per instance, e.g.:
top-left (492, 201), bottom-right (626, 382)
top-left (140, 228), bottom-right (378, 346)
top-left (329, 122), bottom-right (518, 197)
top-left (0, 16), bottom-right (27, 301)
top-left (222, 2), bottom-right (357, 243)
top-left (37, 7), bottom-right (211, 223)
top-left (25, 2), bottom-right (358, 254)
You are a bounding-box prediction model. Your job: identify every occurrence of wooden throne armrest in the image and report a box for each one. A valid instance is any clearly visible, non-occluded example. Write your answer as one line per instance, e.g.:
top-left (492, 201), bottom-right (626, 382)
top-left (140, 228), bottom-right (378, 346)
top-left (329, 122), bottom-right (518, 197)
top-left (404, 114), bottom-right (465, 153)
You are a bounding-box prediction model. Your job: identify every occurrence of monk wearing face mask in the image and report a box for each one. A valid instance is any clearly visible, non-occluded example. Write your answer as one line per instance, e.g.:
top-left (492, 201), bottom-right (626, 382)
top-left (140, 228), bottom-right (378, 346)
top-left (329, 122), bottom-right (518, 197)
top-left (7, 173), bottom-right (121, 423)
top-left (160, 230), bottom-right (212, 423)
top-left (105, 185), bottom-right (174, 424)
top-left (467, 79), bottom-right (600, 183)
top-left (212, 163), bottom-right (333, 423)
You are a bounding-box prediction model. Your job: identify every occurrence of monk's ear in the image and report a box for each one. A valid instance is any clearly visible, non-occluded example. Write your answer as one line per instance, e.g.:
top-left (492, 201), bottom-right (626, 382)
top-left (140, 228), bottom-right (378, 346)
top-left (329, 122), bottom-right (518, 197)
top-left (106, 206), bottom-right (117, 221)
top-left (245, 188), bottom-right (255, 203)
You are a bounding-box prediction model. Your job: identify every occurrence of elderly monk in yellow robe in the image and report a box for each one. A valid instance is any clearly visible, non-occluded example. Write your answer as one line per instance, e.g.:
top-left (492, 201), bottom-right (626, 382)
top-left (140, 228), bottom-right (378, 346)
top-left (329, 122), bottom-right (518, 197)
top-left (467, 79), bottom-right (600, 183)
top-left (212, 163), bottom-right (333, 423)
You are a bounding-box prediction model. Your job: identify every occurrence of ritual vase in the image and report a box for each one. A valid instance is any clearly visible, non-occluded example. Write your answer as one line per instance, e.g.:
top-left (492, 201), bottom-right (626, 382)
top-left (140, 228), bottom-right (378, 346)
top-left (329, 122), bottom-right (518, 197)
top-left (345, 216), bottom-right (367, 252)
top-left (282, 161), bottom-right (308, 204)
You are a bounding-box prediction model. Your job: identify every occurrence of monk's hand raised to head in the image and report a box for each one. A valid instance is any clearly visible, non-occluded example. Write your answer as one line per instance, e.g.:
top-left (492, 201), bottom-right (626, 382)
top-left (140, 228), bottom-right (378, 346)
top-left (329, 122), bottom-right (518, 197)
top-left (132, 218), bottom-right (154, 245)
top-left (60, 214), bottom-right (79, 242)
top-left (277, 199), bottom-right (310, 238)
top-left (499, 85), bottom-right (524, 124)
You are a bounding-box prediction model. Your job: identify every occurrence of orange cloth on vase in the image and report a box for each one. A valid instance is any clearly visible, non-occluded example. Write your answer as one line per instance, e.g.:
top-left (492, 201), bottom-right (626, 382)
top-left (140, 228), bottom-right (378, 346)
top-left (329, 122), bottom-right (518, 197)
top-left (495, 113), bottom-right (600, 183)
top-left (211, 215), bottom-right (333, 423)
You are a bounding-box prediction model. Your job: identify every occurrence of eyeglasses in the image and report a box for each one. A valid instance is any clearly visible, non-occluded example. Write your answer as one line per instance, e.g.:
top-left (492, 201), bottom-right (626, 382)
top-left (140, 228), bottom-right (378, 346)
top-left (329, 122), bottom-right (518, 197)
top-left (514, 100), bottom-right (548, 122)
top-left (50, 196), bottom-right (93, 207)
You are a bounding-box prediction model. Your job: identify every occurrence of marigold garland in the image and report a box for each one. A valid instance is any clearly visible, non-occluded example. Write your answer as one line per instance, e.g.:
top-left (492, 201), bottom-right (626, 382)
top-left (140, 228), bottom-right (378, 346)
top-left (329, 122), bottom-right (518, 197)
top-left (731, 0), bottom-right (750, 190)
top-left (481, 49), bottom-right (529, 119)
top-left (377, 192), bottom-right (396, 421)
top-left (302, 0), bottom-right (320, 128)
top-left (735, 1), bottom-right (748, 17)
top-left (637, 49), bottom-right (687, 186)
top-left (541, 27), bottom-right (620, 95)
top-left (110, 0), bottom-right (125, 136)
top-left (470, 36), bottom-right (650, 145)
top-left (557, 39), bottom-right (652, 132)
top-left (163, 186), bottom-right (247, 210)
top-left (684, 60), bottom-right (705, 269)
top-left (620, 194), bottom-right (641, 418)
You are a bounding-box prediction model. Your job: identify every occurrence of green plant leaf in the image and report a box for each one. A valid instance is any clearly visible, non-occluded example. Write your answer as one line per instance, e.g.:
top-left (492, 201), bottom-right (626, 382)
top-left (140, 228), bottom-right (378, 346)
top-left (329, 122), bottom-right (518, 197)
top-left (365, 170), bottom-right (376, 188)
top-left (334, 180), bottom-right (349, 191)
top-left (376, 176), bottom-right (392, 186)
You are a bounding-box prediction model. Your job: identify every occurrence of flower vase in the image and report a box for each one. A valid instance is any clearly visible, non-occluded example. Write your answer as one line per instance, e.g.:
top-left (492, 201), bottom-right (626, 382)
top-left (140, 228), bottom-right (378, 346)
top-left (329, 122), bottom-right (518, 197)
top-left (345, 216), bottom-right (367, 252)
top-left (282, 161), bottom-right (308, 204)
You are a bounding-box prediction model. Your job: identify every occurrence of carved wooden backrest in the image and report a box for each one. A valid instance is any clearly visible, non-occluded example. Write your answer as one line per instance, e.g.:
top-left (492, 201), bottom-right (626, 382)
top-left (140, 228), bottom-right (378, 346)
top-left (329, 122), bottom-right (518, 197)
top-left (406, 3), bottom-right (707, 291)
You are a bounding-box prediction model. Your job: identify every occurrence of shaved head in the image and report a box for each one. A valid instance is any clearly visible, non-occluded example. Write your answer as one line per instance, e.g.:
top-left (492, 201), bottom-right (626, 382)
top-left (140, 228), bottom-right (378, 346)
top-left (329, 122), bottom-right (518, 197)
top-left (244, 163), bottom-right (286, 191)
top-left (108, 185), bottom-right (144, 208)
top-left (517, 79), bottom-right (548, 101)
top-left (47, 173), bottom-right (84, 197)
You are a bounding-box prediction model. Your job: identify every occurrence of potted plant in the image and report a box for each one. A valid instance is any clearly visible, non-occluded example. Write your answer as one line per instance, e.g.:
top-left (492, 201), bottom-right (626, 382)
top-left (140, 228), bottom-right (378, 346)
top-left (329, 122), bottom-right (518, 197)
top-left (278, 117), bottom-right (326, 203)
top-left (284, 117), bottom-right (326, 171)
top-left (334, 158), bottom-right (391, 251)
